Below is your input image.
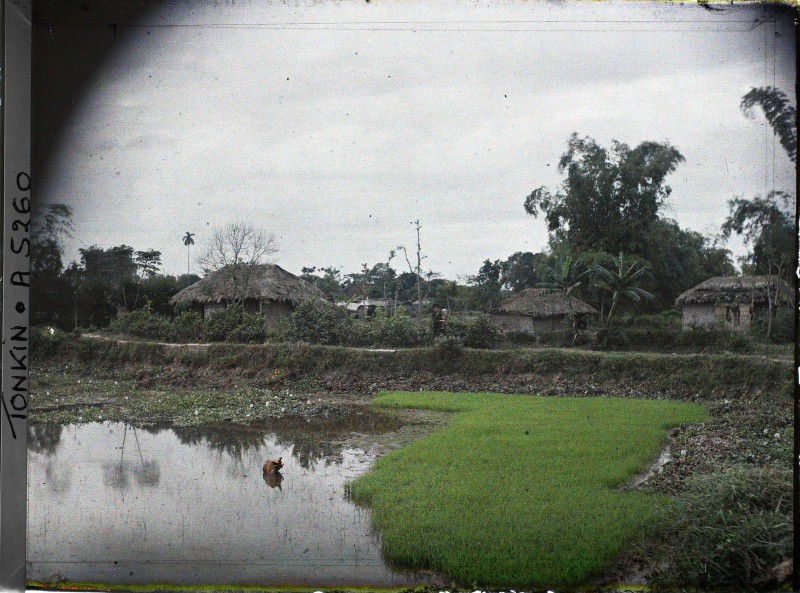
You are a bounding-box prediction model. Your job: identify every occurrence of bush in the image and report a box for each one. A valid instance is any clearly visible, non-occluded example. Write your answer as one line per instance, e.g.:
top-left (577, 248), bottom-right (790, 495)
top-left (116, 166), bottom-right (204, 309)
top-left (503, 331), bottom-right (539, 347)
top-left (434, 333), bottom-right (464, 358)
top-left (648, 466), bottom-right (792, 590)
top-left (168, 311), bottom-right (207, 342)
top-left (368, 309), bottom-right (427, 347)
top-left (205, 305), bottom-right (243, 342)
top-left (749, 306), bottom-right (793, 344)
top-left (447, 314), bottom-right (500, 349)
top-left (30, 326), bottom-right (71, 358)
top-left (228, 312), bottom-right (269, 344)
top-left (535, 330), bottom-right (574, 348)
top-left (107, 309), bottom-right (172, 340)
top-left (284, 299), bottom-right (348, 345)
top-left (593, 325), bottom-right (753, 353)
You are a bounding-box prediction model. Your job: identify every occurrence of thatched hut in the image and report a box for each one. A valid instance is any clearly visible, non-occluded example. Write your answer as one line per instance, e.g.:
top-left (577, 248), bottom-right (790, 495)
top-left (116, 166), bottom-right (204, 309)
top-left (170, 263), bottom-right (327, 324)
top-left (674, 275), bottom-right (790, 331)
top-left (490, 288), bottom-right (598, 333)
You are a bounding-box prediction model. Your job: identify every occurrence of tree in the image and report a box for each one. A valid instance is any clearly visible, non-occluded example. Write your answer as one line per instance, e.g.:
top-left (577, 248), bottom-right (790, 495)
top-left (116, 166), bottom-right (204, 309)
top-left (182, 232), bottom-right (195, 287)
top-left (79, 244), bottom-right (137, 312)
top-left (133, 249), bottom-right (162, 309)
top-left (301, 266), bottom-right (343, 300)
top-left (468, 259), bottom-right (504, 311)
top-left (536, 255), bottom-right (589, 339)
top-left (722, 191), bottom-right (793, 274)
top-left (722, 191), bottom-right (793, 339)
top-left (524, 134), bottom-right (685, 257)
top-left (31, 204), bottom-right (74, 327)
top-left (397, 220), bottom-right (428, 319)
top-left (197, 222), bottom-right (279, 305)
top-left (500, 251), bottom-right (544, 293)
top-left (639, 219), bottom-right (736, 309)
top-left (740, 86), bottom-right (796, 163)
top-left (592, 253), bottom-right (654, 326)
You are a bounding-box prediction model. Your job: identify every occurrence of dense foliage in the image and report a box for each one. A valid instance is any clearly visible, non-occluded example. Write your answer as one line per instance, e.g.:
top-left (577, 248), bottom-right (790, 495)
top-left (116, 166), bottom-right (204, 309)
top-left (648, 466), bottom-right (791, 590)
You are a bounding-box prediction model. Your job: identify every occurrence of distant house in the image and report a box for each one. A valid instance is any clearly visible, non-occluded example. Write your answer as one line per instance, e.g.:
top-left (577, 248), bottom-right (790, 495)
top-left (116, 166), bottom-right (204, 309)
top-left (336, 298), bottom-right (393, 317)
top-left (169, 263), bottom-right (327, 325)
top-left (490, 288), bottom-right (598, 333)
top-left (675, 275), bottom-right (790, 331)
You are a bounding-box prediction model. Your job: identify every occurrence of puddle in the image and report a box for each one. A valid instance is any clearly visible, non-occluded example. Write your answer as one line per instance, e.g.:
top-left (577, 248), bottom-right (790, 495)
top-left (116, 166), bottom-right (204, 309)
top-left (26, 412), bottom-right (435, 587)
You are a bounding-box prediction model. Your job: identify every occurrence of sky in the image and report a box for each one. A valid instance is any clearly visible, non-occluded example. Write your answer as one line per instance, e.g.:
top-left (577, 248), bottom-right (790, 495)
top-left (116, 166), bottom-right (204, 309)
top-left (39, 0), bottom-right (796, 283)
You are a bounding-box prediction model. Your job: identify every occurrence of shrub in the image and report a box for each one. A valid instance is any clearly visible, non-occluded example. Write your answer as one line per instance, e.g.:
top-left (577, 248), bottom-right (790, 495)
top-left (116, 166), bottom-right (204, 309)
top-left (749, 306), bottom-right (793, 344)
top-left (594, 325), bottom-right (753, 353)
top-left (434, 333), bottom-right (464, 358)
top-left (503, 331), bottom-right (539, 347)
top-left (168, 311), bottom-right (207, 342)
top-left (369, 309), bottom-right (426, 347)
top-left (107, 309), bottom-right (171, 340)
top-left (535, 331), bottom-right (574, 347)
top-left (205, 305), bottom-right (243, 342)
top-left (447, 314), bottom-right (500, 349)
top-left (228, 312), bottom-right (269, 344)
top-left (284, 299), bottom-right (347, 345)
top-left (30, 326), bottom-right (71, 358)
top-left (647, 466), bottom-right (792, 590)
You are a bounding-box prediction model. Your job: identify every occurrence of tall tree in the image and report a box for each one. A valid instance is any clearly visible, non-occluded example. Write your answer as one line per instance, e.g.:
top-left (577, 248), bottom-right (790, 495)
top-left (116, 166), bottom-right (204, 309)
top-left (500, 251), bottom-right (547, 293)
top-left (30, 204), bottom-right (75, 326)
top-left (721, 191), bottom-right (793, 275)
top-left (197, 222), bottom-right (279, 305)
top-left (133, 249), bottom-right (162, 309)
top-left (722, 191), bottom-right (793, 339)
top-left (182, 232), bottom-right (195, 287)
top-left (592, 253), bottom-right (654, 326)
top-left (536, 256), bottom-right (589, 339)
top-left (397, 219), bottom-right (428, 319)
top-left (524, 134), bottom-right (685, 257)
top-left (468, 259), bottom-right (504, 311)
top-left (740, 86), bottom-right (796, 162)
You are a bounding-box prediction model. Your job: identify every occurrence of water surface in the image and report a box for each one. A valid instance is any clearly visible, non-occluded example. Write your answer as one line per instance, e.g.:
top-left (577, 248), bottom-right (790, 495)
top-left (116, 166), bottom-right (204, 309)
top-left (27, 412), bottom-right (433, 587)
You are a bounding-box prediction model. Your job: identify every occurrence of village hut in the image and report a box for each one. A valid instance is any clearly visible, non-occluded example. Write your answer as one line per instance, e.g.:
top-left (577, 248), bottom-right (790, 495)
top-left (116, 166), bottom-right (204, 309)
top-left (674, 275), bottom-right (790, 331)
top-left (490, 288), bottom-right (598, 333)
top-left (170, 263), bottom-right (327, 324)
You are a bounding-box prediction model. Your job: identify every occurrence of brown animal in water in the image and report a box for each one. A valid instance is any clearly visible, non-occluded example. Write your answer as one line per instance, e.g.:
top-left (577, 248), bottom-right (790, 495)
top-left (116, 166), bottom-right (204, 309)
top-left (263, 471), bottom-right (284, 490)
top-left (263, 457), bottom-right (283, 476)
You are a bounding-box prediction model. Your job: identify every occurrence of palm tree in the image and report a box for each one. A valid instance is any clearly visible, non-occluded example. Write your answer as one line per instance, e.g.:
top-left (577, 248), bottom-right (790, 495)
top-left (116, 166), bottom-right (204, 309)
top-left (182, 232), bottom-right (195, 287)
top-left (537, 256), bottom-right (588, 339)
top-left (592, 252), bottom-right (654, 326)
top-left (740, 86), bottom-right (796, 163)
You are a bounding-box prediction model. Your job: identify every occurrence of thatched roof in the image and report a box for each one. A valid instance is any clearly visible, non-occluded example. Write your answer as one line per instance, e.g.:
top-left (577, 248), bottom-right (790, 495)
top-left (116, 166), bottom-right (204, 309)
top-left (675, 275), bottom-right (791, 306)
top-left (170, 264), bottom-right (327, 305)
top-left (494, 288), bottom-right (598, 318)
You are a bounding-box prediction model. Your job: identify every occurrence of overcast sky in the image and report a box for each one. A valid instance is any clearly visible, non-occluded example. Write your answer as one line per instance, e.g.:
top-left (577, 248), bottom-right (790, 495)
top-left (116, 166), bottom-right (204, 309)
top-left (40, 0), bottom-right (796, 283)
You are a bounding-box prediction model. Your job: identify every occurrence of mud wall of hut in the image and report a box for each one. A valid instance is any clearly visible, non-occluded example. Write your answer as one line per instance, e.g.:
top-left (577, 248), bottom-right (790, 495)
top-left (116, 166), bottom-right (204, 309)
top-left (260, 301), bottom-right (294, 327)
top-left (490, 314), bottom-right (568, 334)
top-left (681, 303), bottom-right (755, 331)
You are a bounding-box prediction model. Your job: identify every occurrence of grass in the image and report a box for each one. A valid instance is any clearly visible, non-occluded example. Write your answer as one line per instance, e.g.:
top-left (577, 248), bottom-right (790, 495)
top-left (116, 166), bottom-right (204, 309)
top-left (346, 391), bottom-right (706, 589)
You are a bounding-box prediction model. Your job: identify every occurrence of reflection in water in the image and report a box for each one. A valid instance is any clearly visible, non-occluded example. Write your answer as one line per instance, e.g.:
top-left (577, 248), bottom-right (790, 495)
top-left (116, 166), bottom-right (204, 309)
top-left (102, 424), bottom-right (161, 490)
top-left (263, 470), bottom-right (284, 491)
top-left (27, 410), bottom-right (429, 588)
top-left (28, 424), bottom-right (64, 455)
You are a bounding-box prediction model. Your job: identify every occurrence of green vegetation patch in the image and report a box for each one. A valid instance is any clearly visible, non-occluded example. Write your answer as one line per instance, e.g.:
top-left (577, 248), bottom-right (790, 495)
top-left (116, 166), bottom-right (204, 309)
top-left (347, 391), bottom-right (705, 589)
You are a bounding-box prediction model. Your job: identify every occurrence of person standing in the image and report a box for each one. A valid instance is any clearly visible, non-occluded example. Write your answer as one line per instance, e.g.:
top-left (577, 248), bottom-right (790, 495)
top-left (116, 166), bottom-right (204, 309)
top-left (432, 303), bottom-right (446, 339)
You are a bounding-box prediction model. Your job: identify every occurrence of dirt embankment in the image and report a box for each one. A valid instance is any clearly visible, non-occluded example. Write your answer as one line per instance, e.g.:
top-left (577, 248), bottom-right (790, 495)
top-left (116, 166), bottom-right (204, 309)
top-left (33, 336), bottom-right (792, 489)
top-left (44, 334), bottom-right (792, 400)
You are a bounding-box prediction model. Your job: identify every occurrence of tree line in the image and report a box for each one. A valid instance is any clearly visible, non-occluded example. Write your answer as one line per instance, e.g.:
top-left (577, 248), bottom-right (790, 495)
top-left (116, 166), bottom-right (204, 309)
top-left (25, 86), bottom-right (794, 332)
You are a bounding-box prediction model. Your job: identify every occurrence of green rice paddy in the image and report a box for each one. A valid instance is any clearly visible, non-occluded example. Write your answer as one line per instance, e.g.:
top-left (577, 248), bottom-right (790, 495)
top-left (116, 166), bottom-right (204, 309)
top-left (347, 391), bottom-right (706, 589)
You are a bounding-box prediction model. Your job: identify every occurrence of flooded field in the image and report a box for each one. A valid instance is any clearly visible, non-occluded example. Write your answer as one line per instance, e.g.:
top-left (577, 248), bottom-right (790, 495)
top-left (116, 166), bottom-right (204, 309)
top-left (26, 411), bottom-right (436, 588)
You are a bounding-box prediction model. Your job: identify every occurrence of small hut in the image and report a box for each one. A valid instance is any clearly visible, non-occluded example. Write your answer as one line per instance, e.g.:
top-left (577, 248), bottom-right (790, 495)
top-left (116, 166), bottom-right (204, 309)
top-left (490, 288), bottom-right (598, 333)
top-left (674, 275), bottom-right (790, 331)
top-left (170, 263), bottom-right (327, 325)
